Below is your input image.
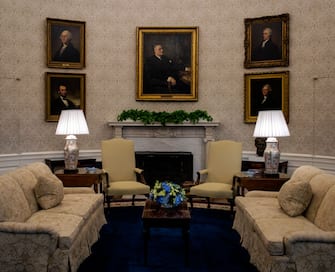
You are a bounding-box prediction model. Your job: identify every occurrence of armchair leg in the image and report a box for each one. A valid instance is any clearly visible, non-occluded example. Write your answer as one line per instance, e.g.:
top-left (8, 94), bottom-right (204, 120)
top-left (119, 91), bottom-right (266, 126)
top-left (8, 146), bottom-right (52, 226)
top-left (132, 195), bottom-right (135, 206)
top-left (189, 195), bottom-right (193, 208)
top-left (206, 197), bottom-right (211, 208)
top-left (228, 199), bottom-right (234, 216)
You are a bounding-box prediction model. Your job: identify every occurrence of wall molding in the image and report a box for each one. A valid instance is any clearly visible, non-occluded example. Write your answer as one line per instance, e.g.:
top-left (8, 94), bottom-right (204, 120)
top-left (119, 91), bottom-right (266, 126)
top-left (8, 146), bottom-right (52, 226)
top-left (1, 150), bottom-right (334, 175)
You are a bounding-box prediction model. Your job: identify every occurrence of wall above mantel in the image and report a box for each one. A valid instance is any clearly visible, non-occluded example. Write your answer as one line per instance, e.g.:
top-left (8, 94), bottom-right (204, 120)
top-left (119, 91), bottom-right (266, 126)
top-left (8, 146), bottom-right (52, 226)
top-left (1, 1), bottom-right (334, 159)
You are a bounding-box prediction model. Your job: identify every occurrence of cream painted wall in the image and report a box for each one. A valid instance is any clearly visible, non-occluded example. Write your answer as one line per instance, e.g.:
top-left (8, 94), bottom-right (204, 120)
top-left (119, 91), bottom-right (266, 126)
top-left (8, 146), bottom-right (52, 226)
top-left (1, 0), bottom-right (334, 157)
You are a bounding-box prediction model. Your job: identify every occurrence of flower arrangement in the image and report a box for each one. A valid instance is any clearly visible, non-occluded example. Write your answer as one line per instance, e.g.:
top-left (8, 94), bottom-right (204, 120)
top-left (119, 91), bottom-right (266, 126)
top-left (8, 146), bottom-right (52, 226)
top-left (149, 181), bottom-right (186, 208)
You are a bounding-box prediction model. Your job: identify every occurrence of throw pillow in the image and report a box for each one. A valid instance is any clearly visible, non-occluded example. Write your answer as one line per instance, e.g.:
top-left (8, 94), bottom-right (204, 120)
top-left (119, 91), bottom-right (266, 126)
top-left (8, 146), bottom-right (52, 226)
top-left (278, 180), bottom-right (313, 217)
top-left (34, 175), bottom-right (64, 209)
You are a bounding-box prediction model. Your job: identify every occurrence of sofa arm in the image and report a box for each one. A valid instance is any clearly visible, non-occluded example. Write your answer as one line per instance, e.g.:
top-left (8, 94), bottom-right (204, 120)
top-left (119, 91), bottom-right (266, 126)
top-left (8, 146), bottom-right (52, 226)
top-left (245, 190), bottom-right (279, 198)
top-left (0, 221), bottom-right (58, 238)
top-left (0, 222), bottom-right (59, 270)
top-left (284, 230), bottom-right (335, 271)
top-left (285, 230), bottom-right (335, 244)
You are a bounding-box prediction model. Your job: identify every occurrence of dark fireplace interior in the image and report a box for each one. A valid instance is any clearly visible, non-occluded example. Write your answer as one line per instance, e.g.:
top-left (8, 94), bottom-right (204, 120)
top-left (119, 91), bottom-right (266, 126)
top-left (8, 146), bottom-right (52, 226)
top-left (135, 151), bottom-right (193, 187)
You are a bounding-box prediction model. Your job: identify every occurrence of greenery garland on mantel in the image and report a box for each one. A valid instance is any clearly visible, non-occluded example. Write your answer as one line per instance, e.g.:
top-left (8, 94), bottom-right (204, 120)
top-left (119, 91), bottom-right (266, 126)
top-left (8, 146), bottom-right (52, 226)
top-left (117, 109), bottom-right (213, 126)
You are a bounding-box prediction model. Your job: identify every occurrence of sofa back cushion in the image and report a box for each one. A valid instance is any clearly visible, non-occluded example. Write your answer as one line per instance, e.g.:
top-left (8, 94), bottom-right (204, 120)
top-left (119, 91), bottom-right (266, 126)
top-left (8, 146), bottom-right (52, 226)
top-left (8, 167), bottom-right (39, 214)
top-left (290, 165), bottom-right (324, 183)
top-left (305, 173), bottom-right (335, 223)
top-left (0, 174), bottom-right (31, 222)
top-left (24, 162), bottom-right (55, 179)
top-left (310, 175), bottom-right (335, 230)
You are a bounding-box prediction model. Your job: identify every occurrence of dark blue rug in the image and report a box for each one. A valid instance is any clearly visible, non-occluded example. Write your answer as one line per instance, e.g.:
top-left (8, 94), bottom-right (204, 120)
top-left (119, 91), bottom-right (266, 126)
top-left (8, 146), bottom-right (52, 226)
top-left (78, 206), bottom-right (258, 272)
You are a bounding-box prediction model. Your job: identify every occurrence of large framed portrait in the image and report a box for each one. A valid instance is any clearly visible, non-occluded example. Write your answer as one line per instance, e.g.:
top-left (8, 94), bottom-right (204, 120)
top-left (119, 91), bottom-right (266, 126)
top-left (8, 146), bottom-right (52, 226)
top-left (45, 72), bottom-right (86, 122)
top-left (136, 27), bottom-right (198, 101)
top-left (47, 18), bottom-right (85, 69)
top-left (244, 13), bottom-right (289, 68)
top-left (244, 71), bottom-right (289, 123)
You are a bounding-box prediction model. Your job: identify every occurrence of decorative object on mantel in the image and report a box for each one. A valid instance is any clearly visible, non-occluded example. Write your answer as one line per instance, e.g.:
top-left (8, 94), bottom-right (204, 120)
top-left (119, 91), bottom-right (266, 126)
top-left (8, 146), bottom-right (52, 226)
top-left (150, 180), bottom-right (186, 208)
top-left (117, 109), bottom-right (213, 126)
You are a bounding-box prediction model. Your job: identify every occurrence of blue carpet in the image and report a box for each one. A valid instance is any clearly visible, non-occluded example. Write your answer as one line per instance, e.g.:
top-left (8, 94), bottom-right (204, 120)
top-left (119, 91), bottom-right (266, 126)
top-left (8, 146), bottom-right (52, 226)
top-left (78, 206), bottom-right (258, 272)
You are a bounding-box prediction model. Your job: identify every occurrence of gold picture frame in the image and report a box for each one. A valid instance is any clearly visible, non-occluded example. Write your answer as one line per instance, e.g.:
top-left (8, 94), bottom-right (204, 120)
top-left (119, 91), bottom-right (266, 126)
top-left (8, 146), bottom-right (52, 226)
top-left (244, 71), bottom-right (289, 123)
top-left (47, 18), bottom-right (85, 69)
top-left (244, 13), bottom-right (289, 68)
top-left (46, 72), bottom-right (86, 122)
top-left (136, 27), bottom-right (198, 101)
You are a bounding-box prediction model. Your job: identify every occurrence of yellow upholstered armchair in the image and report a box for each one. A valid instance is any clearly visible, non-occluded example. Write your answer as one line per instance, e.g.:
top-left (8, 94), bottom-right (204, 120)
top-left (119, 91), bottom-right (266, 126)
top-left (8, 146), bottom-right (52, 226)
top-left (189, 140), bottom-right (242, 212)
top-left (101, 138), bottom-right (150, 208)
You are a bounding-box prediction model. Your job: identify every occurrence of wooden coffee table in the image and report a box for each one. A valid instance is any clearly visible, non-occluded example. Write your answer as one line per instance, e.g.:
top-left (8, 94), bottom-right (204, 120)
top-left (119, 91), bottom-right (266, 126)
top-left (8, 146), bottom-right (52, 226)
top-left (141, 200), bottom-right (191, 266)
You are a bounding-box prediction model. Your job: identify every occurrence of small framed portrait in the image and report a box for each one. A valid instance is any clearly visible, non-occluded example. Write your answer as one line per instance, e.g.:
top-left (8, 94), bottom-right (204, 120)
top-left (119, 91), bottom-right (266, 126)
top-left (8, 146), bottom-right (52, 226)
top-left (47, 18), bottom-right (85, 69)
top-left (244, 71), bottom-right (289, 123)
top-left (244, 13), bottom-right (289, 68)
top-left (46, 72), bottom-right (86, 122)
top-left (136, 27), bottom-right (198, 101)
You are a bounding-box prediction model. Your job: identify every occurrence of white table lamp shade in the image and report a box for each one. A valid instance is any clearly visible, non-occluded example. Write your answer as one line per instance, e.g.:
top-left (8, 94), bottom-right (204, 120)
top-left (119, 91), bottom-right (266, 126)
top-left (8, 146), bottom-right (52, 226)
top-left (56, 110), bottom-right (89, 135)
top-left (253, 110), bottom-right (290, 138)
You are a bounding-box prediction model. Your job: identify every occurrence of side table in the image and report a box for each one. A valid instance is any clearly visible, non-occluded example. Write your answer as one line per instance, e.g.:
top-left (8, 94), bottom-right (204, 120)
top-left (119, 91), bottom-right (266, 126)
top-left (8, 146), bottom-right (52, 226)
top-left (45, 158), bottom-right (98, 173)
top-left (55, 168), bottom-right (105, 193)
top-left (233, 172), bottom-right (290, 196)
top-left (242, 159), bottom-right (288, 173)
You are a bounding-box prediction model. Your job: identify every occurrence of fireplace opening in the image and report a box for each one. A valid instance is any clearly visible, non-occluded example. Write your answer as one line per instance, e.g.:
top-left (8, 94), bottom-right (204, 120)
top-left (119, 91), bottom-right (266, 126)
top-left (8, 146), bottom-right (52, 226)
top-left (135, 151), bottom-right (193, 187)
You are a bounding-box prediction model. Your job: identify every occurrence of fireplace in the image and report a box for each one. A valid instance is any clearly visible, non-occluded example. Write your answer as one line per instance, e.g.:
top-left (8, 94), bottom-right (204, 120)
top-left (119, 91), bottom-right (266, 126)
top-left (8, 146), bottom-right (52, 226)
top-left (135, 151), bottom-right (193, 187)
top-left (107, 121), bottom-right (220, 180)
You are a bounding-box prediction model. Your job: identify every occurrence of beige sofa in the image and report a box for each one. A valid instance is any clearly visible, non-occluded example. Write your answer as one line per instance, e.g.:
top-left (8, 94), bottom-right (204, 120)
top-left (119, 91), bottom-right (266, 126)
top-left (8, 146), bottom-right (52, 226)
top-left (0, 162), bottom-right (107, 272)
top-left (233, 165), bottom-right (335, 272)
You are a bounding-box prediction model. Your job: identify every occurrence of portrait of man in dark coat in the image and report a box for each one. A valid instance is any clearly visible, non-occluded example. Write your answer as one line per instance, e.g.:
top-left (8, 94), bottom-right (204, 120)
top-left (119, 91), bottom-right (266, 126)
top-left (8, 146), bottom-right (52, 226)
top-left (252, 27), bottom-right (281, 61)
top-left (53, 30), bottom-right (80, 62)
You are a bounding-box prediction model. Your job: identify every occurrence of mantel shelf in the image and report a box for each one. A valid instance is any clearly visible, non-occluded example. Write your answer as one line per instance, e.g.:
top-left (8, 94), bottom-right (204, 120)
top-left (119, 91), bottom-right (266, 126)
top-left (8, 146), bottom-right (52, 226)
top-left (107, 121), bottom-right (220, 142)
top-left (107, 121), bottom-right (220, 128)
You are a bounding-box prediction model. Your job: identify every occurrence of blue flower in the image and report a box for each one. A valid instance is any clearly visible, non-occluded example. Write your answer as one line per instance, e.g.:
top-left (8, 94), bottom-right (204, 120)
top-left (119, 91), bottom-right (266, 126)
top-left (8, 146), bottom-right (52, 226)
top-left (162, 182), bottom-right (171, 193)
top-left (150, 180), bottom-right (186, 208)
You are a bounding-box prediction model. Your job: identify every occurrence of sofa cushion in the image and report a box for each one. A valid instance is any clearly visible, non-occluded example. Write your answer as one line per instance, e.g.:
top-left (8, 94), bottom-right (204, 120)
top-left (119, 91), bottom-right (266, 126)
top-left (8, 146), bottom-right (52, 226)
top-left (235, 196), bottom-right (288, 221)
top-left (27, 211), bottom-right (84, 249)
top-left (254, 216), bottom-right (321, 256)
top-left (0, 175), bottom-right (31, 222)
top-left (34, 175), bottom-right (64, 209)
top-left (314, 184), bottom-right (335, 231)
top-left (278, 180), bottom-right (312, 217)
top-left (46, 193), bottom-right (104, 220)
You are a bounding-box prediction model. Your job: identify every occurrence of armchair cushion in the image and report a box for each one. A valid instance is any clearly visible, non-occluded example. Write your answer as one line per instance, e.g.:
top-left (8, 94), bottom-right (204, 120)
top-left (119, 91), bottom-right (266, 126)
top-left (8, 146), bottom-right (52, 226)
top-left (106, 181), bottom-right (150, 196)
top-left (190, 182), bottom-right (233, 199)
top-left (34, 175), bottom-right (64, 209)
top-left (278, 180), bottom-right (312, 217)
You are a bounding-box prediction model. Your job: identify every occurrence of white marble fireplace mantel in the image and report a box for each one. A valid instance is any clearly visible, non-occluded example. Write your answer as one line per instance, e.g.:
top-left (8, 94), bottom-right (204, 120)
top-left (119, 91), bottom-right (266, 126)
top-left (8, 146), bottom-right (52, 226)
top-left (107, 121), bottom-right (220, 179)
top-left (107, 121), bottom-right (220, 142)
